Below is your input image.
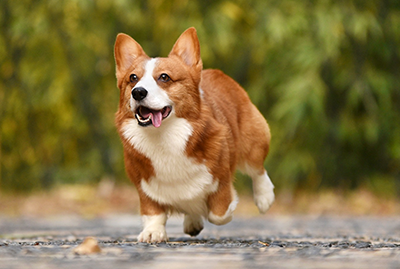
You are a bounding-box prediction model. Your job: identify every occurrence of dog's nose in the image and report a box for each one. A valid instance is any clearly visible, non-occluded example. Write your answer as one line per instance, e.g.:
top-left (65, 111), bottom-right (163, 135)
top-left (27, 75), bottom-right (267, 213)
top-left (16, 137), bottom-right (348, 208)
top-left (131, 87), bottom-right (148, 101)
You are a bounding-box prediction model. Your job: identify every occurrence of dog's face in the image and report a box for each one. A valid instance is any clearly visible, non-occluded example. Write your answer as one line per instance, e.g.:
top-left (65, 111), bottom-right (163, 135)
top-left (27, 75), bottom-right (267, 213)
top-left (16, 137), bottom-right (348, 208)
top-left (114, 28), bottom-right (203, 128)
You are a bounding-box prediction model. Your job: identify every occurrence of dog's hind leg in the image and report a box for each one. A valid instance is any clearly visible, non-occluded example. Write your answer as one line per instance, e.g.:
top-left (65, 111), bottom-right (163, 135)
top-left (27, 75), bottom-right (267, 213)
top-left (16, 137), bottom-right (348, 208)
top-left (241, 164), bottom-right (275, 213)
top-left (252, 169), bottom-right (275, 213)
top-left (237, 106), bottom-right (274, 213)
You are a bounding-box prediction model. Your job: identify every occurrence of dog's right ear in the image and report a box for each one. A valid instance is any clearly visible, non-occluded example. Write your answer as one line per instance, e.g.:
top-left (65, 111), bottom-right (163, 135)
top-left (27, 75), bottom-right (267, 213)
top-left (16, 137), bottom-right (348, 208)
top-left (114, 33), bottom-right (146, 81)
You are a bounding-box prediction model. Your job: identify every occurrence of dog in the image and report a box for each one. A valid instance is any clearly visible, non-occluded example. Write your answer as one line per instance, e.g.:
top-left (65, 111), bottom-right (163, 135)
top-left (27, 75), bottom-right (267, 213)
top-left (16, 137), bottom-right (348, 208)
top-left (114, 27), bottom-right (274, 243)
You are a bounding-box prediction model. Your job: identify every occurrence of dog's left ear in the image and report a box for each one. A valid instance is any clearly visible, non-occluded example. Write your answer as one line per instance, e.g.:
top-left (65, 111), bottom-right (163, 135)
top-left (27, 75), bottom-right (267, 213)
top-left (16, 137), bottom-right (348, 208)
top-left (169, 27), bottom-right (201, 67)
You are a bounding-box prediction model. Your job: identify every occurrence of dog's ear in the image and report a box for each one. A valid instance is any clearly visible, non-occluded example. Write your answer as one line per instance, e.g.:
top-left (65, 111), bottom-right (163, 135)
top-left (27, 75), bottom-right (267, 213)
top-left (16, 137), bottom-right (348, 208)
top-left (169, 27), bottom-right (201, 67)
top-left (114, 33), bottom-right (146, 80)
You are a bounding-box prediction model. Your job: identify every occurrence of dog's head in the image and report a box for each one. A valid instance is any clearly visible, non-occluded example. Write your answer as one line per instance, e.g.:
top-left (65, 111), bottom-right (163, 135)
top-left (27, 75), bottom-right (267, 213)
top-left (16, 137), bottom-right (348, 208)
top-left (114, 27), bottom-right (203, 128)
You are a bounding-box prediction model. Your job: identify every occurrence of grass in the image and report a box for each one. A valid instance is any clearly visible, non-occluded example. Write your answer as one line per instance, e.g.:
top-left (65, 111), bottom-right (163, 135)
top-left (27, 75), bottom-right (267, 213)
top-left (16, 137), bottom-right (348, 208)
top-left (0, 181), bottom-right (399, 218)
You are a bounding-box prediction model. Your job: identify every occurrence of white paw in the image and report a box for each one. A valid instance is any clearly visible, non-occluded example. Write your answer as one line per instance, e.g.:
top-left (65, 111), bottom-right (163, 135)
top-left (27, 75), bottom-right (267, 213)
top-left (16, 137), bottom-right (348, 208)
top-left (253, 172), bottom-right (275, 214)
top-left (139, 214), bottom-right (168, 243)
top-left (254, 188), bottom-right (275, 214)
top-left (138, 226), bottom-right (167, 243)
top-left (183, 215), bottom-right (204, 236)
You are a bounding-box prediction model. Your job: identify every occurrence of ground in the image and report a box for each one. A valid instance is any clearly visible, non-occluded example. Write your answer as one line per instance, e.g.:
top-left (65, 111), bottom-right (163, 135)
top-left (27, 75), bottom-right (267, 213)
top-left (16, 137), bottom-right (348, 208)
top-left (1, 215), bottom-right (400, 268)
top-left (0, 185), bottom-right (399, 268)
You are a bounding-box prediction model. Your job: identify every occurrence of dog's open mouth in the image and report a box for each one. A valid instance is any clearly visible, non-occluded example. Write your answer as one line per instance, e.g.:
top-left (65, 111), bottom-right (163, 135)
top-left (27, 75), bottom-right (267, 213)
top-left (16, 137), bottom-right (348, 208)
top-left (135, 106), bottom-right (172, 128)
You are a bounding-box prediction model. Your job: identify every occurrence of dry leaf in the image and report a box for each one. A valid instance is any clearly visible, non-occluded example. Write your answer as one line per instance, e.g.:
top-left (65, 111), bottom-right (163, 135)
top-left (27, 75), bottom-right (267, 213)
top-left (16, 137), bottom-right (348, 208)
top-left (74, 237), bottom-right (101, 255)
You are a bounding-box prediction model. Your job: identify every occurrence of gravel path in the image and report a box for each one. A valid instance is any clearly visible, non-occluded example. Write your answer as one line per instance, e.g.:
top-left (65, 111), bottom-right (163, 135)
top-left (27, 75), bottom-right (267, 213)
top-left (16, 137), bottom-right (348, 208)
top-left (0, 215), bottom-right (399, 268)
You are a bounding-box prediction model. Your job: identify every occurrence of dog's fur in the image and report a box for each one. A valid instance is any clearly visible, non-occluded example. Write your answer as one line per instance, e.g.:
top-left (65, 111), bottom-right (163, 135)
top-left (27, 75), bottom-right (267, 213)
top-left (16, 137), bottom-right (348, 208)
top-left (114, 27), bottom-right (274, 243)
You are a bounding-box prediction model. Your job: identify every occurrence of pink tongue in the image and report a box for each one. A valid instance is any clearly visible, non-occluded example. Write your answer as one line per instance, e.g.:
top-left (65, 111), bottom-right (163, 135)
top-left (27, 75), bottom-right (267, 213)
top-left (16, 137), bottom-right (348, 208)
top-left (152, 111), bottom-right (163, 128)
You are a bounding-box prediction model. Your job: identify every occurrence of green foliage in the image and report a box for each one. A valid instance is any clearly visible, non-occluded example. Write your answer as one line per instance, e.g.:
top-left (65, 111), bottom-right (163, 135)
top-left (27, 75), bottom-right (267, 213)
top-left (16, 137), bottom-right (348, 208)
top-left (1, 0), bottom-right (399, 193)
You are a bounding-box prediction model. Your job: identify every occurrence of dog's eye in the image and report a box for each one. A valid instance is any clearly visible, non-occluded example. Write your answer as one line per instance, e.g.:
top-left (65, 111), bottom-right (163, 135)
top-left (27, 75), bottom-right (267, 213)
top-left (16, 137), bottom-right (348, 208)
top-left (130, 74), bottom-right (138, 83)
top-left (159, 73), bottom-right (171, 82)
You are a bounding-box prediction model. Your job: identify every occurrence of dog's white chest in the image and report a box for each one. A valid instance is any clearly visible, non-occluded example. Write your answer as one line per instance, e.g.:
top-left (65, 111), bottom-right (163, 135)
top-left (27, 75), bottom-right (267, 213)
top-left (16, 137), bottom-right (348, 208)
top-left (122, 116), bottom-right (217, 213)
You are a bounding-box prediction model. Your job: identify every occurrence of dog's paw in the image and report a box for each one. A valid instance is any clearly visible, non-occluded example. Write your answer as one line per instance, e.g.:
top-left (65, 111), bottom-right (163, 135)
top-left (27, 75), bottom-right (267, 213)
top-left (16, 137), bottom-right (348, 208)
top-left (138, 226), bottom-right (168, 243)
top-left (254, 188), bottom-right (275, 214)
top-left (208, 190), bottom-right (238, 225)
top-left (208, 211), bottom-right (233, 225)
top-left (139, 214), bottom-right (168, 243)
top-left (184, 215), bottom-right (204, 236)
top-left (208, 199), bottom-right (237, 226)
top-left (252, 172), bottom-right (275, 214)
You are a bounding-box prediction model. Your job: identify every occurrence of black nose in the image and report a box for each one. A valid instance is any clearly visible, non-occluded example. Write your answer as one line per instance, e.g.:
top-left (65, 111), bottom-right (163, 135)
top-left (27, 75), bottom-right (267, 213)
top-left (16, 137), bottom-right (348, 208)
top-left (132, 87), bottom-right (148, 101)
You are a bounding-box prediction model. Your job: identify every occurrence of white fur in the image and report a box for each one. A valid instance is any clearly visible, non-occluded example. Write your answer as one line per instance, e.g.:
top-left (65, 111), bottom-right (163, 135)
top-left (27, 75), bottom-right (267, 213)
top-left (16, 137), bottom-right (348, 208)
top-left (252, 172), bottom-right (275, 213)
top-left (130, 58), bottom-right (173, 111)
top-left (252, 171), bottom-right (275, 214)
top-left (238, 163), bottom-right (275, 213)
top-left (199, 87), bottom-right (205, 100)
top-left (122, 116), bottom-right (218, 217)
top-left (138, 214), bottom-right (168, 243)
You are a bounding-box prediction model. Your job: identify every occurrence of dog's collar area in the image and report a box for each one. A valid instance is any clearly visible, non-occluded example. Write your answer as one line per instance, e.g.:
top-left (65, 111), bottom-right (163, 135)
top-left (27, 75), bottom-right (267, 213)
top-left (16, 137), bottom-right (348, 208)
top-left (135, 106), bottom-right (172, 128)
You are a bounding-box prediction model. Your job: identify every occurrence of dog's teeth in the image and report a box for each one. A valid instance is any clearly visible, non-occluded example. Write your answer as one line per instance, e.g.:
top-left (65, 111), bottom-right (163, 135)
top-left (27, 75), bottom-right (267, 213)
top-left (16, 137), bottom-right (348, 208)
top-left (136, 113), bottom-right (151, 124)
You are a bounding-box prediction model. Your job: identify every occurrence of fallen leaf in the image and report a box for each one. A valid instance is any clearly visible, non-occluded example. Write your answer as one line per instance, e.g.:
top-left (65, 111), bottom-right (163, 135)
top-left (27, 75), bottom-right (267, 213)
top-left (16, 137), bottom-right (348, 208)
top-left (74, 237), bottom-right (101, 255)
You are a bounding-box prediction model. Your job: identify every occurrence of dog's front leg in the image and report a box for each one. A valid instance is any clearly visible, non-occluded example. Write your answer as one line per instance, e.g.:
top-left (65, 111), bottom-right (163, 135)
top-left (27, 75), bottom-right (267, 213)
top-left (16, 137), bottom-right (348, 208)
top-left (207, 181), bottom-right (238, 225)
top-left (138, 213), bottom-right (168, 243)
top-left (136, 187), bottom-right (168, 243)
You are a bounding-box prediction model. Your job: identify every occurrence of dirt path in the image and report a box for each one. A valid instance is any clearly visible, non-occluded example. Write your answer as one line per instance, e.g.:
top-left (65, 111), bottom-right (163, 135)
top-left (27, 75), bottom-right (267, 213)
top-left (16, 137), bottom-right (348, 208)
top-left (0, 215), bottom-right (399, 268)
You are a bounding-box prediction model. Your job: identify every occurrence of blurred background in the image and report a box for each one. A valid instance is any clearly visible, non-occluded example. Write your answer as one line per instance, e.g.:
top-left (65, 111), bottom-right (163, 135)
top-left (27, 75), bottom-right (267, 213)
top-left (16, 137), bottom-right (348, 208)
top-left (1, 0), bottom-right (399, 215)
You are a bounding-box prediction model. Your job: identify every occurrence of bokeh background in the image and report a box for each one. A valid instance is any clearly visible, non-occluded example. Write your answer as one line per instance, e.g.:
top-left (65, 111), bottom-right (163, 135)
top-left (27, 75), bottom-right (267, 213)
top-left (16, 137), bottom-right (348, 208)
top-left (1, 0), bottom-right (399, 210)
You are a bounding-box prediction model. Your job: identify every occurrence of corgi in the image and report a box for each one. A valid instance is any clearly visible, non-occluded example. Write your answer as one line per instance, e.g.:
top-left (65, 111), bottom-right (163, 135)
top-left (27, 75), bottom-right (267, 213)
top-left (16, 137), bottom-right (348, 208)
top-left (114, 27), bottom-right (274, 243)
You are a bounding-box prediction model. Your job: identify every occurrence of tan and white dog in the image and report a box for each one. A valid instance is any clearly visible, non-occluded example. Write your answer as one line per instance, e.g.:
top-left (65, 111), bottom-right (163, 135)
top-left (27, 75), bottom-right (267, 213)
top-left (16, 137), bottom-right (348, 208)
top-left (114, 27), bottom-right (274, 243)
